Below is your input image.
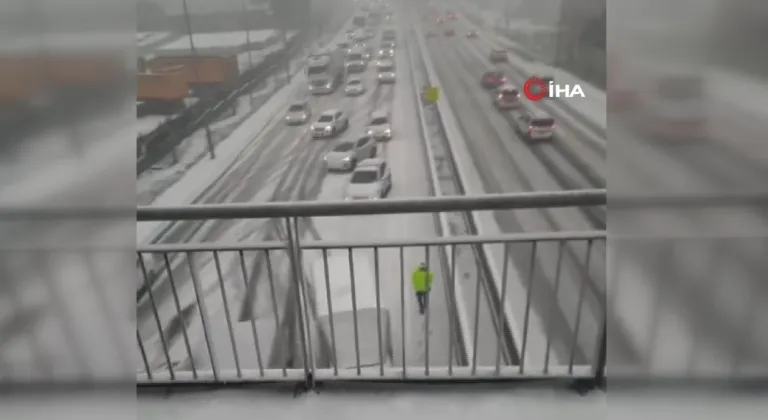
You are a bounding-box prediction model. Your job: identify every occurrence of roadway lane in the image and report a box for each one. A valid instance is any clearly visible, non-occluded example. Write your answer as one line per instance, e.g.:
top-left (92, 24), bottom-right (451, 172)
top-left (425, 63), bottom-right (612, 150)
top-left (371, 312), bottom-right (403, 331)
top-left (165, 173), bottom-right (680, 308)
top-left (307, 33), bottom-right (457, 370)
top-left (137, 73), bottom-right (399, 373)
top-left (420, 28), bottom-right (622, 366)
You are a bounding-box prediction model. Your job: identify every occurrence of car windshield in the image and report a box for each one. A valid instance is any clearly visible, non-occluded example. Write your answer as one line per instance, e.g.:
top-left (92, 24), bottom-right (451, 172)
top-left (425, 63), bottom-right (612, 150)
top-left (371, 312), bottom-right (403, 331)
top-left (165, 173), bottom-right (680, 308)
top-left (288, 104), bottom-right (306, 112)
top-left (348, 80), bottom-right (361, 85)
top-left (378, 65), bottom-right (393, 72)
top-left (332, 143), bottom-right (355, 152)
top-left (531, 118), bottom-right (555, 127)
top-left (350, 170), bottom-right (379, 183)
top-left (370, 117), bottom-right (388, 125)
top-left (318, 115), bottom-right (334, 122)
top-left (308, 66), bottom-right (326, 75)
top-left (348, 54), bottom-right (363, 61)
top-left (500, 89), bottom-right (518, 98)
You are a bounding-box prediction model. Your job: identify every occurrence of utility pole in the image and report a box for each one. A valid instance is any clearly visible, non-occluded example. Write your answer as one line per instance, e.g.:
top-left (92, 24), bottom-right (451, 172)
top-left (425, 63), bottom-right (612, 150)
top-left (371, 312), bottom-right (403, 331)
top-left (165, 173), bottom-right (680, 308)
top-left (242, 0), bottom-right (255, 106)
top-left (182, 0), bottom-right (215, 159)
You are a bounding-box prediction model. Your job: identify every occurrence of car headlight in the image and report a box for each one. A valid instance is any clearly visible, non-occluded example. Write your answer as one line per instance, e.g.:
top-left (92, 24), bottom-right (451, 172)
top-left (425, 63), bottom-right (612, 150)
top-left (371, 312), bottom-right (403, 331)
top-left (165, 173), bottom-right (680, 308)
top-left (285, 116), bottom-right (291, 120)
top-left (324, 126), bottom-right (332, 132)
top-left (385, 128), bottom-right (391, 134)
top-left (367, 130), bottom-right (373, 135)
top-left (310, 125), bottom-right (316, 130)
top-left (326, 83), bottom-right (332, 88)
top-left (342, 156), bottom-right (351, 162)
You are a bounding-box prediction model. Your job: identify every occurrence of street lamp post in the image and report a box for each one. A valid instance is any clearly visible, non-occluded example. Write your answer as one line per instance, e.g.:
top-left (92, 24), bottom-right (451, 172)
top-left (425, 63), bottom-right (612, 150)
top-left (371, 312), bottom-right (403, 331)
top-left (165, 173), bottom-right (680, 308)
top-left (182, 0), bottom-right (215, 159)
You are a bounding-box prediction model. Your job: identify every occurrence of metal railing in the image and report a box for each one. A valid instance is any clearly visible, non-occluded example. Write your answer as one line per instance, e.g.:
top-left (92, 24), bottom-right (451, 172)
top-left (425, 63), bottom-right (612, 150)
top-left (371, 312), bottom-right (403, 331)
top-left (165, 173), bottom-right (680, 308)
top-left (136, 190), bottom-right (607, 388)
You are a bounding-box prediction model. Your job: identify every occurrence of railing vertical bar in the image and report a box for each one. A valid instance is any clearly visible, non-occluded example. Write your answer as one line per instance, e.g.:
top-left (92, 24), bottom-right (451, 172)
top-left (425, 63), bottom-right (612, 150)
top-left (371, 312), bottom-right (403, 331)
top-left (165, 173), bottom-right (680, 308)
top-left (399, 246), bottom-right (407, 378)
top-left (238, 250), bottom-right (265, 377)
top-left (292, 218), bottom-right (315, 382)
top-left (448, 244), bottom-right (457, 374)
top-left (570, 239), bottom-right (593, 372)
top-left (544, 241), bottom-right (565, 374)
top-left (285, 218), bottom-right (310, 381)
top-left (520, 242), bottom-right (538, 374)
top-left (374, 247), bottom-right (385, 377)
top-left (471, 244), bottom-right (482, 376)
top-left (163, 252), bottom-right (197, 379)
top-left (347, 247), bottom-right (362, 375)
top-left (186, 251), bottom-right (218, 381)
top-left (264, 249), bottom-right (287, 377)
top-left (424, 245), bottom-right (430, 376)
top-left (213, 250), bottom-right (242, 378)
top-left (137, 252), bottom-right (174, 380)
top-left (137, 330), bottom-right (152, 380)
top-left (321, 248), bottom-right (339, 376)
top-left (495, 242), bottom-right (510, 376)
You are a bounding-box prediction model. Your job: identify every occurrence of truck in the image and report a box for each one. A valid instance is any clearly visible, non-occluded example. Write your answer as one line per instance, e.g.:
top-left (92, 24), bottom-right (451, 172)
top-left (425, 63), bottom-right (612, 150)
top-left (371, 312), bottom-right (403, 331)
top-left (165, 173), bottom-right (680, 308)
top-left (306, 49), bottom-right (345, 95)
top-left (352, 14), bottom-right (367, 27)
top-left (345, 47), bottom-right (367, 73)
top-left (308, 251), bottom-right (394, 371)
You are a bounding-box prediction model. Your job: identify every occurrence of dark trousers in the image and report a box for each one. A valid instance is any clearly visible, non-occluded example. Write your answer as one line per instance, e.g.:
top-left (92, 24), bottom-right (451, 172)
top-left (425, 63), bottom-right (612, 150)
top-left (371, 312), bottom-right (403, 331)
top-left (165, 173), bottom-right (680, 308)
top-left (416, 291), bottom-right (429, 314)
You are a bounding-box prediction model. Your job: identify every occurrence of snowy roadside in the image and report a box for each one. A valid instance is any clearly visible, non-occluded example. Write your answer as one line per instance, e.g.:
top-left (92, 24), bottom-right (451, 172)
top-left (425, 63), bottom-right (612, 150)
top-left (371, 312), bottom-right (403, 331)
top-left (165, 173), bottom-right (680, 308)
top-left (412, 22), bottom-right (554, 369)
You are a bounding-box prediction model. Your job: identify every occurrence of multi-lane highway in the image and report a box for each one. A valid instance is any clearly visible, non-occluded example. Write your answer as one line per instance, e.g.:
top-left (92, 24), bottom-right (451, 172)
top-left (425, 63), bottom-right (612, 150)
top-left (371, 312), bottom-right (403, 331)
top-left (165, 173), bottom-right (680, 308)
top-left (416, 8), bottom-right (615, 367)
top-left (137, 18), bottom-right (464, 374)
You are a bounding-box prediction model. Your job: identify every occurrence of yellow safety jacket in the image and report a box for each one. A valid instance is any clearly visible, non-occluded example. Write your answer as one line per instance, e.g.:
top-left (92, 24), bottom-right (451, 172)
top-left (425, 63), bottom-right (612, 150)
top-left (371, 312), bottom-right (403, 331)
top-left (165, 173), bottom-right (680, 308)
top-left (411, 268), bottom-right (434, 292)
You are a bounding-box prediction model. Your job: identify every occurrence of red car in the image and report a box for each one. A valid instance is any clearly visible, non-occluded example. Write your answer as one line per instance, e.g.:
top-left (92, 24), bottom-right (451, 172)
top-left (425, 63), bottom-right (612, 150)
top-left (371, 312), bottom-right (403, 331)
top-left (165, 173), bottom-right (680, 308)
top-left (466, 30), bottom-right (478, 38)
top-left (480, 71), bottom-right (506, 89)
top-left (444, 28), bottom-right (455, 36)
top-left (489, 49), bottom-right (508, 63)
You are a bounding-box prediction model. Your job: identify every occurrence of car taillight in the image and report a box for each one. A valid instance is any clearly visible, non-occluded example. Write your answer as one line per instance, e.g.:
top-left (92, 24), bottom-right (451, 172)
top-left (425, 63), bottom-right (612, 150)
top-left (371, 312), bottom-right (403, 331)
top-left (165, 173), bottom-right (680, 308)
top-left (528, 126), bottom-right (534, 132)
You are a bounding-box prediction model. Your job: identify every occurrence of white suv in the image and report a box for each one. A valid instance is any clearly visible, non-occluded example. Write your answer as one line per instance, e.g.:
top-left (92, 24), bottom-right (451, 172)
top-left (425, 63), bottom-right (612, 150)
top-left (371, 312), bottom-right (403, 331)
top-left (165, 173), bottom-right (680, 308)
top-left (366, 111), bottom-right (392, 140)
top-left (311, 109), bottom-right (349, 138)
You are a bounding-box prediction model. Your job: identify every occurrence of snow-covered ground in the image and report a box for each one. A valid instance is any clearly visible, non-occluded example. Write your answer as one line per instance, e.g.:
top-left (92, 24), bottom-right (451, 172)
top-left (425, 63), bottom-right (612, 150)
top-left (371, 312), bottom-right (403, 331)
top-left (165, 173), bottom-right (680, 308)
top-left (137, 32), bottom-right (172, 47)
top-left (155, 30), bottom-right (297, 56)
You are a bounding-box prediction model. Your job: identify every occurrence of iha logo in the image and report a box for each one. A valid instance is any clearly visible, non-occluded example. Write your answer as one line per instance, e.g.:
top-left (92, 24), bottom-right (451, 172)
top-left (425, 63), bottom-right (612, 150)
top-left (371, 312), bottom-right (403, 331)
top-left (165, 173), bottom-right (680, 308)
top-left (523, 77), bottom-right (585, 101)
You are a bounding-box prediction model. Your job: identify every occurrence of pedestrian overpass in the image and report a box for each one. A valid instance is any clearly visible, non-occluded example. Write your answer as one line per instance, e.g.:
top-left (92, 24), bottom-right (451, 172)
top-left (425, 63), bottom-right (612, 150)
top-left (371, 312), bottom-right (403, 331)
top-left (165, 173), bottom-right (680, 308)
top-left (136, 189), bottom-right (607, 392)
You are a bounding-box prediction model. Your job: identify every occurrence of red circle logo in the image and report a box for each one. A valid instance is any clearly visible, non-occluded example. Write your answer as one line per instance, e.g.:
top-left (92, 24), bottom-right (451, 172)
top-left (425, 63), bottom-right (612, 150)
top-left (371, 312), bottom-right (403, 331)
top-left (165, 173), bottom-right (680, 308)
top-left (523, 77), bottom-right (547, 101)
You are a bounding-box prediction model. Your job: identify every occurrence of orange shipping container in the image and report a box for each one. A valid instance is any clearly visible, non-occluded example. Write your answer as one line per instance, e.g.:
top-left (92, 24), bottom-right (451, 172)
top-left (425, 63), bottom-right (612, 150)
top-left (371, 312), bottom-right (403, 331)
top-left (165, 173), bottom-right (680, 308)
top-left (0, 57), bottom-right (45, 108)
top-left (137, 67), bottom-right (189, 101)
top-left (147, 55), bottom-right (239, 85)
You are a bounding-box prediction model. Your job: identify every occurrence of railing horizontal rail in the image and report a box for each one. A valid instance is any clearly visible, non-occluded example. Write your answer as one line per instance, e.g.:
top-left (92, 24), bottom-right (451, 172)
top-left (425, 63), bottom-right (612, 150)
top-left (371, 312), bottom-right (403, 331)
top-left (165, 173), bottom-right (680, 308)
top-left (136, 231), bottom-right (607, 253)
top-left (136, 190), bottom-right (606, 221)
top-left (4, 189), bottom-right (768, 221)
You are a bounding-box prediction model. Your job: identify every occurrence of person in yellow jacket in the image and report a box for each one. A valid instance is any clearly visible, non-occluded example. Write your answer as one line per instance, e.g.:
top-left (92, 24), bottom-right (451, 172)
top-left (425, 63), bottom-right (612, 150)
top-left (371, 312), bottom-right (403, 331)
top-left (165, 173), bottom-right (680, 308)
top-left (411, 262), bottom-right (434, 315)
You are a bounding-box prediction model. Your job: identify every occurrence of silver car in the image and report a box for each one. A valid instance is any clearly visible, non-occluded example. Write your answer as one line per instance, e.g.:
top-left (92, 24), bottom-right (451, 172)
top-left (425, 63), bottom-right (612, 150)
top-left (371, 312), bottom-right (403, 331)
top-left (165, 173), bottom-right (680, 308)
top-left (324, 136), bottom-right (378, 171)
top-left (345, 158), bottom-right (392, 200)
top-left (345, 78), bottom-right (366, 96)
top-left (366, 111), bottom-right (392, 140)
top-left (284, 101), bottom-right (311, 125)
top-left (311, 109), bottom-right (349, 138)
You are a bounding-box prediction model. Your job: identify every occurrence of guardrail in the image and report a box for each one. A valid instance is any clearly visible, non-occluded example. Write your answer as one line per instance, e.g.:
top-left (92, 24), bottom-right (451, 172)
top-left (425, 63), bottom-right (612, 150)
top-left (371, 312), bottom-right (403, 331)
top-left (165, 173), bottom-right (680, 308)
top-left (136, 190), bottom-right (607, 389)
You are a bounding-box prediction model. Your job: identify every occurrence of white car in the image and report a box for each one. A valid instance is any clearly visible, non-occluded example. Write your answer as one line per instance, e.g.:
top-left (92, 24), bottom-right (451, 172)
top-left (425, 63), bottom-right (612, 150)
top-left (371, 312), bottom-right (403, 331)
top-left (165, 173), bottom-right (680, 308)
top-left (324, 136), bottom-right (378, 171)
top-left (284, 101), bottom-right (311, 125)
top-left (311, 109), bottom-right (349, 138)
top-left (366, 111), bottom-right (392, 140)
top-left (345, 158), bottom-right (392, 200)
top-left (345, 77), bottom-right (366, 96)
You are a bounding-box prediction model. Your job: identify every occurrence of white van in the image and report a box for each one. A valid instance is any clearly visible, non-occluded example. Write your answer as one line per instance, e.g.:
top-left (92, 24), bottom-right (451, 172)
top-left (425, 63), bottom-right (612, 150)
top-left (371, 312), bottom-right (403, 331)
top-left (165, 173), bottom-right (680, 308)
top-left (308, 251), bottom-right (394, 370)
